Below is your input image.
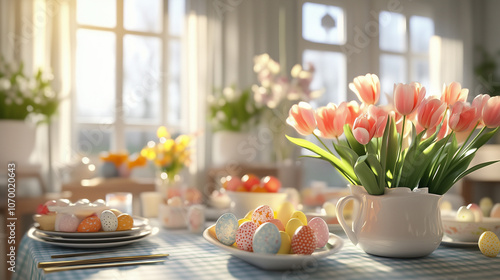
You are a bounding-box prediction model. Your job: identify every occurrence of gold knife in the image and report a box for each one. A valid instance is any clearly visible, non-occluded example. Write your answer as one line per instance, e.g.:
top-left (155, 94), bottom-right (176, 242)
top-left (38, 253), bottom-right (169, 268)
top-left (43, 259), bottom-right (165, 273)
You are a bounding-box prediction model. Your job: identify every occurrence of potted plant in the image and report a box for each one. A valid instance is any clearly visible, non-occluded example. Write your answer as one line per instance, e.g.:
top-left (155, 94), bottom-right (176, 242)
top-left (208, 85), bottom-right (261, 166)
top-left (286, 73), bottom-right (500, 257)
top-left (0, 56), bottom-right (59, 165)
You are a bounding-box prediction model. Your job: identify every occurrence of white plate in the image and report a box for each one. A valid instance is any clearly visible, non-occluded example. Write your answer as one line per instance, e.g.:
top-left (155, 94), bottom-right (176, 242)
top-left (33, 226), bottom-right (153, 243)
top-left (440, 236), bottom-right (479, 247)
top-left (27, 227), bottom-right (159, 248)
top-left (35, 216), bottom-right (149, 238)
top-left (328, 223), bottom-right (344, 232)
top-left (203, 225), bottom-right (344, 270)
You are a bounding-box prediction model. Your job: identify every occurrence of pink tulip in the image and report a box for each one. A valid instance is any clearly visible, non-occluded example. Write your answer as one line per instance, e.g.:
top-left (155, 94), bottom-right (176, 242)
top-left (393, 82), bottom-right (426, 116)
top-left (441, 82), bottom-right (468, 106)
top-left (352, 114), bottom-right (377, 145)
top-left (482, 96), bottom-right (500, 128)
top-left (448, 101), bottom-right (479, 132)
top-left (286, 102), bottom-right (317, 135)
top-left (472, 94), bottom-right (490, 127)
top-left (343, 100), bottom-right (362, 127)
top-left (349, 74), bottom-right (380, 105)
top-left (367, 105), bottom-right (388, 138)
top-left (417, 98), bottom-right (447, 129)
top-left (314, 103), bottom-right (346, 139)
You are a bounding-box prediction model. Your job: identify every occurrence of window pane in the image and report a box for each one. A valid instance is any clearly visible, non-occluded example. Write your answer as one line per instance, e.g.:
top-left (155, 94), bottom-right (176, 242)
top-left (125, 130), bottom-right (156, 154)
top-left (167, 40), bottom-right (182, 125)
top-left (77, 0), bottom-right (116, 28)
top-left (410, 16), bottom-right (434, 53)
top-left (380, 54), bottom-right (407, 104)
top-left (302, 2), bottom-right (345, 45)
top-left (77, 128), bottom-right (111, 155)
top-left (169, 0), bottom-right (185, 36)
top-left (124, 0), bottom-right (163, 33)
top-left (76, 29), bottom-right (116, 120)
top-left (303, 50), bottom-right (346, 106)
top-left (123, 35), bottom-right (162, 122)
top-left (411, 58), bottom-right (430, 92)
top-left (379, 11), bottom-right (406, 52)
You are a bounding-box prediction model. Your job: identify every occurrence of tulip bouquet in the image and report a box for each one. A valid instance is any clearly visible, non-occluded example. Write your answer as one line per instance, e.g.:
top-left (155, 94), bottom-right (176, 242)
top-left (286, 74), bottom-right (500, 195)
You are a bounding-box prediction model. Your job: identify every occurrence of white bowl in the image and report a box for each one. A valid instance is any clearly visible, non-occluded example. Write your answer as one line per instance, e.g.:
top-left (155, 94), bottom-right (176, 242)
top-left (226, 191), bottom-right (287, 218)
top-left (442, 216), bottom-right (500, 242)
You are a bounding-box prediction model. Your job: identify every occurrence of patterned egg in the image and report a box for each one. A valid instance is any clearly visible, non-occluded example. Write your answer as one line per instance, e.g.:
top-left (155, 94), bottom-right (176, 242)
top-left (277, 231), bottom-right (291, 254)
top-left (490, 203), bottom-right (500, 218)
top-left (252, 205), bottom-right (274, 226)
top-left (478, 231), bottom-right (500, 257)
top-left (269, 219), bottom-right (285, 231)
top-left (77, 215), bottom-right (102, 232)
top-left (100, 210), bottom-right (118, 231)
top-left (291, 211), bottom-right (308, 225)
top-left (116, 214), bottom-right (134, 231)
top-left (291, 226), bottom-right (317, 255)
top-left (277, 202), bottom-right (294, 226)
top-left (467, 203), bottom-right (483, 222)
top-left (285, 218), bottom-right (303, 238)
top-left (215, 213), bottom-right (239, 246)
top-left (55, 213), bottom-right (80, 232)
top-left (308, 217), bottom-right (330, 248)
top-left (236, 221), bottom-right (258, 251)
top-left (252, 222), bottom-right (281, 254)
top-left (456, 206), bottom-right (475, 222)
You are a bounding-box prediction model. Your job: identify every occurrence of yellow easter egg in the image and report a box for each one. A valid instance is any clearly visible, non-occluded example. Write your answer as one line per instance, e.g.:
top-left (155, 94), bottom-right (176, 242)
top-left (285, 218), bottom-right (303, 238)
top-left (291, 211), bottom-right (308, 225)
top-left (273, 211), bottom-right (277, 219)
top-left (209, 225), bottom-right (217, 239)
top-left (244, 210), bottom-right (254, 220)
top-left (277, 231), bottom-right (291, 254)
top-left (116, 214), bottom-right (134, 231)
top-left (478, 231), bottom-right (500, 258)
top-left (277, 202), bottom-right (294, 226)
top-left (238, 218), bottom-right (250, 226)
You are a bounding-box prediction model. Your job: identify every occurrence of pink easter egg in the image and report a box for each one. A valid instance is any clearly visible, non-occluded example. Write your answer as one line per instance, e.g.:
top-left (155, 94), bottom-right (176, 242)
top-left (269, 219), bottom-right (285, 231)
top-left (251, 205), bottom-right (274, 226)
top-left (236, 221), bottom-right (258, 252)
top-left (308, 217), bottom-right (330, 248)
top-left (291, 226), bottom-right (317, 255)
top-left (467, 203), bottom-right (483, 222)
top-left (55, 213), bottom-right (80, 232)
top-left (491, 203), bottom-right (500, 218)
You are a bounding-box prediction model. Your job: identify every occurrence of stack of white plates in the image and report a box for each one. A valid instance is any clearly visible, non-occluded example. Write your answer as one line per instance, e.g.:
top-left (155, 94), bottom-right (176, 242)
top-left (27, 217), bottom-right (157, 248)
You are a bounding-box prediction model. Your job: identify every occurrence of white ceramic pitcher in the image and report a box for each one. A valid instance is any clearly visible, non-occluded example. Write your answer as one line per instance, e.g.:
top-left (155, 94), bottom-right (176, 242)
top-left (336, 184), bottom-right (443, 258)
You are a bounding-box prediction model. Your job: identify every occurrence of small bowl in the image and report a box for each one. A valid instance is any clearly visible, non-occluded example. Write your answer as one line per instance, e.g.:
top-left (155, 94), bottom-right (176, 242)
top-left (441, 216), bottom-right (500, 242)
top-left (226, 191), bottom-right (287, 218)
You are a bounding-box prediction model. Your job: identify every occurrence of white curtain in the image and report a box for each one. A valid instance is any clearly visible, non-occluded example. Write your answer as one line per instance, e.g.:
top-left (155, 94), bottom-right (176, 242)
top-left (0, 0), bottom-right (73, 192)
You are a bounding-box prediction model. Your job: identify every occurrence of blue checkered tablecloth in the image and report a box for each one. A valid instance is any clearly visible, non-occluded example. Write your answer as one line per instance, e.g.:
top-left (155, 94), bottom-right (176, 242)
top-left (12, 221), bottom-right (500, 280)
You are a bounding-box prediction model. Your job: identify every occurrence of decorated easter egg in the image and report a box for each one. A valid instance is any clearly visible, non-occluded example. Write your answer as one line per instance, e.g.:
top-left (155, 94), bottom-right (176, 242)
top-left (291, 211), bottom-right (308, 225)
top-left (490, 203), bottom-right (500, 218)
top-left (55, 213), bottom-right (80, 232)
top-left (480, 197), bottom-right (493, 217)
top-left (478, 231), bottom-right (500, 257)
top-left (277, 202), bottom-right (294, 226)
top-left (235, 221), bottom-right (258, 252)
top-left (215, 213), bottom-right (239, 245)
top-left (285, 218), bottom-right (304, 238)
top-left (238, 218), bottom-right (251, 226)
top-left (77, 215), bottom-right (102, 232)
top-left (269, 219), bottom-right (285, 231)
top-left (116, 214), bottom-right (134, 231)
top-left (466, 203), bottom-right (483, 222)
top-left (456, 206), bottom-right (475, 222)
top-left (291, 226), bottom-right (317, 255)
top-left (252, 222), bottom-right (281, 254)
top-left (308, 217), bottom-right (330, 248)
top-left (277, 231), bottom-right (291, 254)
top-left (100, 210), bottom-right (118, 231)
top-left (252, 205), bottom-right (274, 226)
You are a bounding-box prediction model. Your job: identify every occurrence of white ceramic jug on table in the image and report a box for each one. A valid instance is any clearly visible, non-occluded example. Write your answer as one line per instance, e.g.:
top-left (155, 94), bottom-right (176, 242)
top-left (336, 185), bottom-right (443, 258)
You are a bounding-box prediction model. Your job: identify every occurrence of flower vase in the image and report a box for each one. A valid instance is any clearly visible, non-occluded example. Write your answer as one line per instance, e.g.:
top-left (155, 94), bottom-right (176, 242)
top-left (155, 172), bottom-right (184, 200)
top-left (0, 120), bottom-right (36, 166)
top-left (212, 131), bottom-right (253, 166)
top-left (336, 184), bottom-right (443, 258)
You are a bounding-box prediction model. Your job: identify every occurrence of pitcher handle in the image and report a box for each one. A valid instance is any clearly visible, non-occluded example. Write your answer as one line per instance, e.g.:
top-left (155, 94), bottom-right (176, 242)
top-left (336, 195), bottom-right (361, 245)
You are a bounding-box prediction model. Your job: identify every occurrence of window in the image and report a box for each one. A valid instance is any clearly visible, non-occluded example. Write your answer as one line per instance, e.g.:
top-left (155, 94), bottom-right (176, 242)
top-left (74, 0), bottom-right (185, 157)
top-left (378, 11), bottom-right (435, 103)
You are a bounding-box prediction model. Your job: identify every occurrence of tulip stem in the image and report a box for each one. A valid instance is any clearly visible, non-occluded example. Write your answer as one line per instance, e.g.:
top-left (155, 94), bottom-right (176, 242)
top-left (313, 133), bottom-right (333, 154)
top-left (392, 115), bottom-right (406, 188)
top-left (459, 124), bottom-right (485, 159)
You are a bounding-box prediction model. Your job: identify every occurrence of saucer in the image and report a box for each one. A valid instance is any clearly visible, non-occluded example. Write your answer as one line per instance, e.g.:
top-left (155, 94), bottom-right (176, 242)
top-left (440, 236), bottom-right (479, 247)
